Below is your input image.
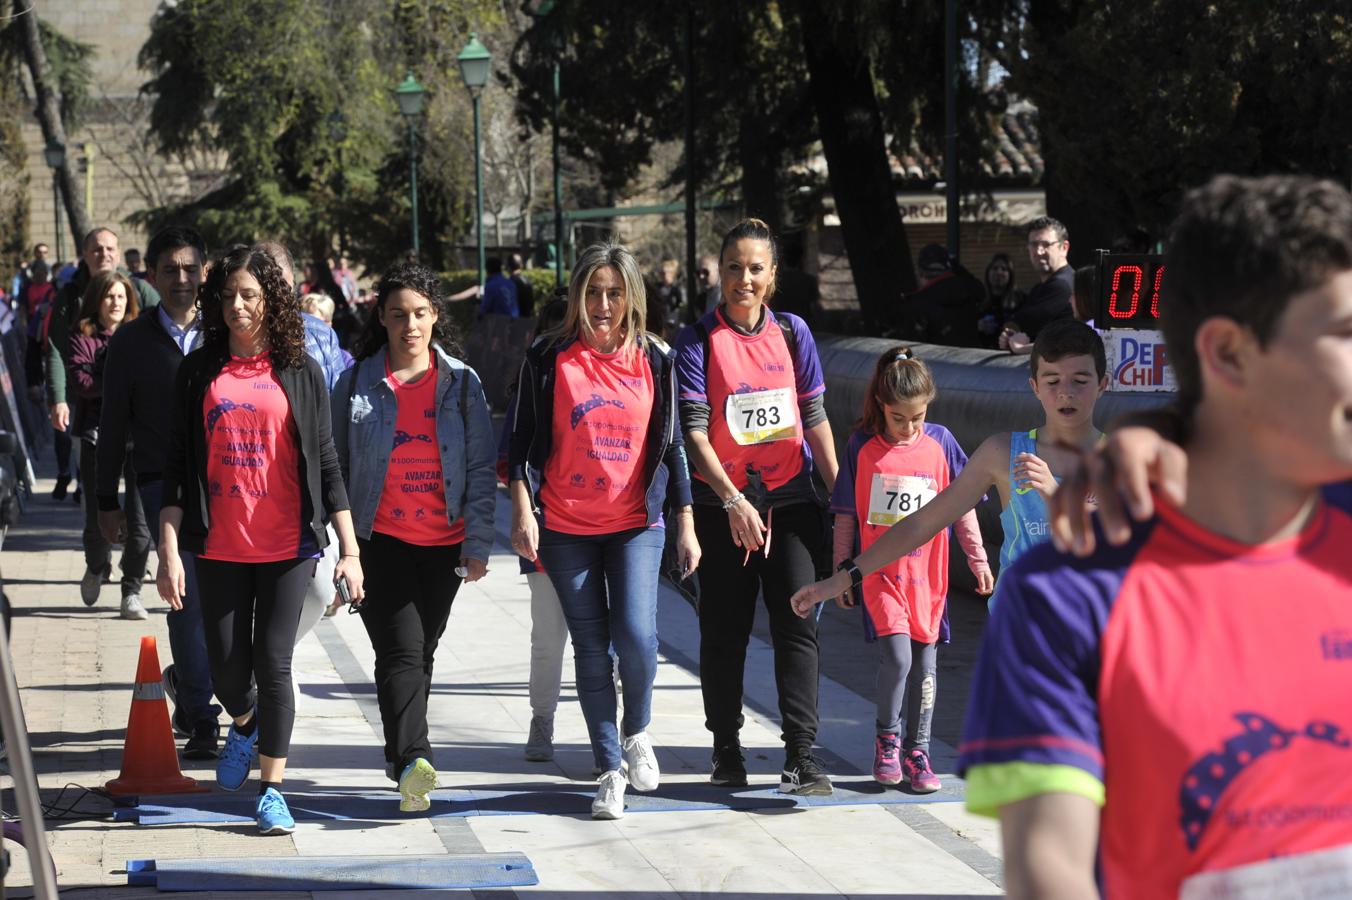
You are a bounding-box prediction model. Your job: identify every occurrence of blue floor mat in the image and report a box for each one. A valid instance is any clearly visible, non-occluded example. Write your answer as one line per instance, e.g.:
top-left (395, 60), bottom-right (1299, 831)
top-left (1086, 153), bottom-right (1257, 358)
top-left (126, 852), bottom-right (537, 891)
top-left (117, 777), bottom-right (963, 825)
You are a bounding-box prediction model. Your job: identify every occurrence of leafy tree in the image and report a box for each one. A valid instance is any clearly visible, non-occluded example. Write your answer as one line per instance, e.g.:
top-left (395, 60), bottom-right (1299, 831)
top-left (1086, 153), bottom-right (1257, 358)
top-left (136, 0), bottom-right (500, 272)
top-left (1001, 0), bottom-right (1352, 256)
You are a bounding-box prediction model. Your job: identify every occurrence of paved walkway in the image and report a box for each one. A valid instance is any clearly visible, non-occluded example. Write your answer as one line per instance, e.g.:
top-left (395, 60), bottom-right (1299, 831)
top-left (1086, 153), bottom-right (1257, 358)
top-left (1, 463), bottom-right (1004, 898)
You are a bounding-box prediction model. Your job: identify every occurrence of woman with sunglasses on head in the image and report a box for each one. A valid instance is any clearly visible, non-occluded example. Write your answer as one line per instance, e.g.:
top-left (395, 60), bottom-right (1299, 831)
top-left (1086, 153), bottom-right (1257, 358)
top-left (157, 245), bottom-right (364, 835)
top-left (332, 263), bottom-right (496, 813)
top-left (509, 243), bottom-right (700, 820)
top-left (673, 217), bottom-right (840, 796)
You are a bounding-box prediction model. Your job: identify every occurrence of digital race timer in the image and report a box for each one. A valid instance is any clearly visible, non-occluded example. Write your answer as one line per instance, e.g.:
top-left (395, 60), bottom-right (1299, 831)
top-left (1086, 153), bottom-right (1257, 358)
top-left (1093, 251), bottom-right (1176, 393)
top-left (1094, 252), bottom-right (1166, 329)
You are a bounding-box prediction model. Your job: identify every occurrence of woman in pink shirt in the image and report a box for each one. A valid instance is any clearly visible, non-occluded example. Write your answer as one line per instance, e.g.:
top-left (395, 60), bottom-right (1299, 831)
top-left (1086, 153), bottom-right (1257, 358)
top-left (158, 245), bottom-right (365, 835)
top-left (508, 243), bottom-right (700, 819)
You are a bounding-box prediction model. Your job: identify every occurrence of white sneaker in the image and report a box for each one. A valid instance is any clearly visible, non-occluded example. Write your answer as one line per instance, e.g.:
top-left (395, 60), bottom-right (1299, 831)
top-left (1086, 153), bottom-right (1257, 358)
top-left (121, 594), bottom-right (148, 621)
top-left (621, 731), bottom-right (660, 792)
top-left (591, 769), bottom-right (626, 820)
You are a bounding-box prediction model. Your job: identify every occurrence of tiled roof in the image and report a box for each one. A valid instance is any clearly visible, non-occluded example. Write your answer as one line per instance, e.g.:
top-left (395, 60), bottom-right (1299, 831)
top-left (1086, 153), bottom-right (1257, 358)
top-left (891, 100), bottom-right (1043, 185)
top-left (806, 100), bottom-right (1044, 187)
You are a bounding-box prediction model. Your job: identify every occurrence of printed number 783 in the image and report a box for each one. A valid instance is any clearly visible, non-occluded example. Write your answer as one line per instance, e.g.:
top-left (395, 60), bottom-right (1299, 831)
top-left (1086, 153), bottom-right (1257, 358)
top-left (741, 406), bottom-right (781, 429)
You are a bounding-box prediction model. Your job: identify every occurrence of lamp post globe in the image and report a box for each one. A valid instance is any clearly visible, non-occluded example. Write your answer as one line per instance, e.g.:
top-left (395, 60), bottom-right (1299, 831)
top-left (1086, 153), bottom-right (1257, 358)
top-left (458, 34), bottom-right (492, 287)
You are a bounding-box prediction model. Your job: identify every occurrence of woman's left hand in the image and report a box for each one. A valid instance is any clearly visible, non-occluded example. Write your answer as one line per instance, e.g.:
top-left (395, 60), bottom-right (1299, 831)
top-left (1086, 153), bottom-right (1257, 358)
top-left (459, 557), bottom-right (487, 583)
top-left (675, 516), bottom-right (702, 580)
top-left (334, 553), bottom-right (365, 604)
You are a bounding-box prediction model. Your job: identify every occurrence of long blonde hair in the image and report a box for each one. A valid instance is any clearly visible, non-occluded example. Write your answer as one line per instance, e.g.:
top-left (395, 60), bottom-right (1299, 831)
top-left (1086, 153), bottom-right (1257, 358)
top-left (549, 242), bottom-right (649, 359)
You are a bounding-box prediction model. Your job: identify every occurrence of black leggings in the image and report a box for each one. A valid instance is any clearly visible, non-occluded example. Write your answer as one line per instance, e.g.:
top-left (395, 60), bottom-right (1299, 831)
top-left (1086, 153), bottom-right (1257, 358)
top-left (195, 557), bottom-right (315, 758)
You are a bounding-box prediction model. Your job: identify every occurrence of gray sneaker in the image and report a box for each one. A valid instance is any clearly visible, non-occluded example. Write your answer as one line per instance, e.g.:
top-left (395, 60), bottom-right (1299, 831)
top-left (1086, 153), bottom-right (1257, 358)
top-left (81, 565), bottom-right (105, 606)
top-left (524, 715), bottom-right (554, 762)
top-left (120, 593), bottom-right (148, 621)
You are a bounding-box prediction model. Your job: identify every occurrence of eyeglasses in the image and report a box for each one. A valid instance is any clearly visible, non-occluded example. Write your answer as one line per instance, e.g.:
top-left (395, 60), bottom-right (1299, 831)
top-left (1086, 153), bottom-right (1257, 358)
top-left (1027, 240), bottom-right (1065, 251)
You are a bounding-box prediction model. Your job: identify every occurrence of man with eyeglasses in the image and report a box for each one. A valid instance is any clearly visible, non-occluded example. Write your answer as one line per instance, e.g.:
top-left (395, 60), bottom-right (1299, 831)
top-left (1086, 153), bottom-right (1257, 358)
top-left (686, 253), bottom-right (721, 324)
top-left (1001, 216), bottom-right (1075, 353)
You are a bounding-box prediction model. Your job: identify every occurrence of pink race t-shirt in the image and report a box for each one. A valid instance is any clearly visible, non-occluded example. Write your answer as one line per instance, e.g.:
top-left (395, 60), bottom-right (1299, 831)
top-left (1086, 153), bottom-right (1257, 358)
top-left (540, 341), bottom-right (653, 535)
top-left (702, 308), bottom-right (805, 493)
top-left (201, 353), bottom-right (309, 562)
top-left (373, 358), bottom-right (465, 546)
top-left (839, 428), bottom-right (962, 643)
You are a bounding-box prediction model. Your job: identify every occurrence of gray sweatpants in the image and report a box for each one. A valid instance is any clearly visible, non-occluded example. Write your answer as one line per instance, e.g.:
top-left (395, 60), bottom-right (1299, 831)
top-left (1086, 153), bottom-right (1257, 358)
top-left (875, 635), bottom-right (937, 753)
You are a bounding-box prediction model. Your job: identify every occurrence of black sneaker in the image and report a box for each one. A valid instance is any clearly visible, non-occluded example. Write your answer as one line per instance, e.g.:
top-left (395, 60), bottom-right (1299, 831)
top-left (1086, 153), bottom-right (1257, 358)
top-left (183, 720), bottom-right (219, 760)
top-left (780, 750), bottom-right (833, 796)
top-left (710, 741), bottom-right (748, 787)
top-left (51, 476), bottom-right (70, 501)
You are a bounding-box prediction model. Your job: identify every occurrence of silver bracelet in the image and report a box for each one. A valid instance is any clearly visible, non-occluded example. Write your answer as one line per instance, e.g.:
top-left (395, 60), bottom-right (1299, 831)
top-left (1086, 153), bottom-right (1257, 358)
top-left (721, 492), bottom-right (745, 511)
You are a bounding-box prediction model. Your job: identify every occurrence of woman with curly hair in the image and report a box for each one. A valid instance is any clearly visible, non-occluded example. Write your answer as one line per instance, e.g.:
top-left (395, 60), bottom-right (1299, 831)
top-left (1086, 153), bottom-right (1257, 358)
top-left (157, 245), bottom-right (365, 835)
top-left (331, 263), bottom-right (496, 812)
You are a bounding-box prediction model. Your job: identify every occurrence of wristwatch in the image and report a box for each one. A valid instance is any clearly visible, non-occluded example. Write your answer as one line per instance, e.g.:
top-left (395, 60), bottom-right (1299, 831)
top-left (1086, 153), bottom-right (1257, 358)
top-left (836, 558), bottom-right (863, 588)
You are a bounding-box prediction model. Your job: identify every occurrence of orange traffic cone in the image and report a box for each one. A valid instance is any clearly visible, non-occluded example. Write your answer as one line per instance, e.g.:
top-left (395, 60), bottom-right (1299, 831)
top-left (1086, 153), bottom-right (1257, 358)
top-left (105, 636), bottom-right (208, 796)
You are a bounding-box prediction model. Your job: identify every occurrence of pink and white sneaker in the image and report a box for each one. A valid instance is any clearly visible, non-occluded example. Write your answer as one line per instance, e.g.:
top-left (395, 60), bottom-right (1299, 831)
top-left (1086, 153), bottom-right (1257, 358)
top-left (873, 733), bottom-right (902, 785)
top-left (903, 748), bottom-right (941, 793)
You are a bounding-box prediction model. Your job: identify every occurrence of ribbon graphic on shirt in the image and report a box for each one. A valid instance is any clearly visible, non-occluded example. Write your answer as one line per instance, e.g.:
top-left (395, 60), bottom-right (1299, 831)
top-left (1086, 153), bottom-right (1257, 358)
top-left (570, 393), bottom-right (626, 429)
top-left (205, 398), bottom-right (258, 433)
top-left (1178, 712), bottom-right (1350, 850)
top-left (393, 430), bottom-right (434, 449)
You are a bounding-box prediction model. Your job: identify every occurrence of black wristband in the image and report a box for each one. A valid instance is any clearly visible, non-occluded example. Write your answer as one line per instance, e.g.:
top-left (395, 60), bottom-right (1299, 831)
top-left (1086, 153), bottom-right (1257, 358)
top-left (836, 558), bottom-right (863, 588)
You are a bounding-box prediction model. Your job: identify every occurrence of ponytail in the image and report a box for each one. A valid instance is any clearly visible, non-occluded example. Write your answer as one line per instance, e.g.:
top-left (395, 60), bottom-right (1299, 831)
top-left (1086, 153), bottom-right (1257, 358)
top-left (856, 346), bottom-right (937, 435)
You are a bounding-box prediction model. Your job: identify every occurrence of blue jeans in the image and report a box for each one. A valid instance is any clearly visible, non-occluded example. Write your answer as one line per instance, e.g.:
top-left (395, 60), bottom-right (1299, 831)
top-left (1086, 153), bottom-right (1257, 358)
top-left (537, 525), bottom-right (663, 772)
top-left (140, 479), bottom-right (216, 725)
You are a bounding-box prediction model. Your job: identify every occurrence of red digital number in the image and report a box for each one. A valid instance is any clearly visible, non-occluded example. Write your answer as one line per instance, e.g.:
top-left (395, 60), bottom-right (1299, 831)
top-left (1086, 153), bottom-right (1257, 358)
top-left (1109, 265), bottom-right (1143, 318)
top-left (1150, 264), bottom-right (1165, 318)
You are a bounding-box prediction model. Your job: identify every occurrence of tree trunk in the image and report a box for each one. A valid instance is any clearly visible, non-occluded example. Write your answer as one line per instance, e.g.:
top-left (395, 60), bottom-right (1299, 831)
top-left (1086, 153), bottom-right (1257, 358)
top-left (17, 0), bottom-right (90, 252)
top-left (798, 3), bottom-right (914, 328)
top-left (738, 112), bottom-right (782, 234)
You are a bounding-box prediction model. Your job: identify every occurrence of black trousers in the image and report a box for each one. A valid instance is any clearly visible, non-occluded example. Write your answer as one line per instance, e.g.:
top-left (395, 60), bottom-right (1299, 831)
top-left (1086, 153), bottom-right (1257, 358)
top-left (195, 556), bottom-right (315, 758)
top-left (694, 502), bottom-right (823, 750)
top-left (357, 532), bottom-right (463, 773)
top-left (79, 438), bottom-right (150, 593)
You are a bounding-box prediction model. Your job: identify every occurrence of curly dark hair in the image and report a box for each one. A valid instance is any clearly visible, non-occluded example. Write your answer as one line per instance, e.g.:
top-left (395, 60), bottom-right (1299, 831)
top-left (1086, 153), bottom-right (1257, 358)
top-left (198, 244), bottom-right (306, 369)
top-left (354, 262), bottom-right (461, 360)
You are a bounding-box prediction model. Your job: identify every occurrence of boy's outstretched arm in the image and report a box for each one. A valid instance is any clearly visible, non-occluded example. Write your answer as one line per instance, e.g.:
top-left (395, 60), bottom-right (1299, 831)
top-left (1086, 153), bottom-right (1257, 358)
top-left (791, 434), bottom-right (1005, 615)
top-left (1000, 793), bottom-right (1101, 900)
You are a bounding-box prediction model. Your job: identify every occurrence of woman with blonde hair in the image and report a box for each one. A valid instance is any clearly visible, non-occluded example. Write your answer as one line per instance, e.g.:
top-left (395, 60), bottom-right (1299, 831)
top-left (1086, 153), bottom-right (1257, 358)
top-left (508, 242), bottom-right (700, 819)
top-left (69, 270), bottom-right (150, 618)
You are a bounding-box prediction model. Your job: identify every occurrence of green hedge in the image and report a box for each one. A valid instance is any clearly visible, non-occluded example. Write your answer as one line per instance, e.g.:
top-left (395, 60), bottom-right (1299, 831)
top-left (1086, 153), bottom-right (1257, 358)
top-left (439, 268), bottom-right (561, 341)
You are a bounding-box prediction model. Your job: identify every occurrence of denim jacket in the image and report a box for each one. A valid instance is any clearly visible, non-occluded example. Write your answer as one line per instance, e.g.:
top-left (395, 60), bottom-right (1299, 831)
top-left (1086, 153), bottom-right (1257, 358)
top-left (507, 333), bottom-right (693, 526)
top-left (333, 345), bottom-right (497, 562)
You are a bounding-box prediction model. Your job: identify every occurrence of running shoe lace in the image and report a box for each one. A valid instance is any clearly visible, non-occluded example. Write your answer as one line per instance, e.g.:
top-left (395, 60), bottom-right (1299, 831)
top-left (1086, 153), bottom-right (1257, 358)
top-left (258, 790), bottom-right (285, 816)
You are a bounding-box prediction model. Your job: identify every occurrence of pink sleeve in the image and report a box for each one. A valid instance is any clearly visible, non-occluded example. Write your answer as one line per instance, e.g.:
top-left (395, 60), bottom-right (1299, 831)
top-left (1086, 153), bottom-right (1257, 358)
top-left (954, 508), bottom-right (990, 574)
top-left (833, 513), bottom-right (855, 568)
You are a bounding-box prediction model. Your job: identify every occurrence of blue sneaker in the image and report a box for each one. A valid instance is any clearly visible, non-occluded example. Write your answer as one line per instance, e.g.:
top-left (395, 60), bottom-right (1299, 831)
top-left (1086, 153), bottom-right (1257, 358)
top-left (256, 787), bottom-right (295, 835)
top-left (216, 721), bottom-right (258, 791)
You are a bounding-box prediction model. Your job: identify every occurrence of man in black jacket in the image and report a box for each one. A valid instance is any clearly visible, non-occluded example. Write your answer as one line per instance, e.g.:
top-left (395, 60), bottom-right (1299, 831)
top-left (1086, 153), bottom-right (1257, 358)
top-left (97, 226), bottom-right (220, 759)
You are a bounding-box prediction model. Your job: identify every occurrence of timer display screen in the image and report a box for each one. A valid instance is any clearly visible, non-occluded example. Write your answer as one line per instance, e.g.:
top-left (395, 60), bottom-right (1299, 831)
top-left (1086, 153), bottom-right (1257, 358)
top-left (1095, 253), bottom-right (1166, 329)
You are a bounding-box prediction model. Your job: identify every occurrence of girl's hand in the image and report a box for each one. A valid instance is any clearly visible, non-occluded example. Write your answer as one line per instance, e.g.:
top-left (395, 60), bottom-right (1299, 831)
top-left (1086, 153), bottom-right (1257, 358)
top-left (334, 554), bottom-right (365, 603)
top-left (459, 557), bottom-right (487, 583)
top-left (1014, 452), bottom-right (1057, 499)
top-left (790, 570), bottom-right (850, 618)
top-left (973, 564), bottom-right (995, 595)
top-left (157, 555), bottom-right (186, 610)
top-left (675, 514), bottom-right (701, 579)
top-left (511, 509), bottom-right (539, 562)
top-left (727, 498), bottom-right (766, 551)
top-left (833, 588), bottom-right (857, 611)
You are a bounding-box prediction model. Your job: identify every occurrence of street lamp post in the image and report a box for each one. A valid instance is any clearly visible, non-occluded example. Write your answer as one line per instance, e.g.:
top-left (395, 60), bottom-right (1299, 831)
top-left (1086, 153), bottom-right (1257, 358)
top-left (328, 110), bottom-right (348, 255)
top-left (43, 139), bottom-right (65, 261)
top-left (527, 1), bottom-right (565, 286)
top-left (394, 71), bottom-right (426, 258)
top-left (457, 33), bottom-right (492, 287)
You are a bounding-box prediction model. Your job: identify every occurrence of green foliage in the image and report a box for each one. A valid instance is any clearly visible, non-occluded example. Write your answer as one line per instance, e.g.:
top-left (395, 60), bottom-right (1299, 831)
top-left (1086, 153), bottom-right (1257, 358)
top-left (136, 0), bottom-right (500, 271)
top-left (1007, 0), bottom-right (1352, 233)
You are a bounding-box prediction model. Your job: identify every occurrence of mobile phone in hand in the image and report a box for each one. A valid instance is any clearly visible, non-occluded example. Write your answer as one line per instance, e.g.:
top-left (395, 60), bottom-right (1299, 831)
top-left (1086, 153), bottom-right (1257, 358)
top-left (337, 575), bottom-right (360, 613)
